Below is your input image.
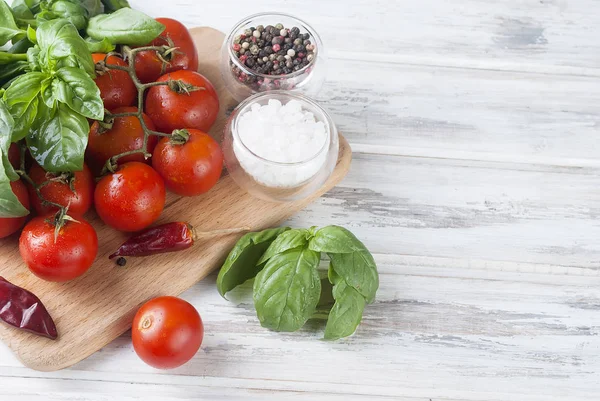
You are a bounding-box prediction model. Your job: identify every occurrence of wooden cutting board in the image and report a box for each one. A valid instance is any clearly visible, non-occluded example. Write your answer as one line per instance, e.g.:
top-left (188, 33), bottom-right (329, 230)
top-left (0, 27), bottom-right (352, 371)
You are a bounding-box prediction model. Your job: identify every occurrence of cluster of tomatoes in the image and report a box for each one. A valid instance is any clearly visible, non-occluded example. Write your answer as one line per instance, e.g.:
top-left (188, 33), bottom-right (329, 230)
top-left (1, 18), bottom-right (219, 369)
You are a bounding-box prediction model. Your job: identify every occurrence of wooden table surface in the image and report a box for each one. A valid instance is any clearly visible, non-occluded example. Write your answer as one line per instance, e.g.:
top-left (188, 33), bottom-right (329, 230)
top-left (1, 1), bottom-right (599, 400)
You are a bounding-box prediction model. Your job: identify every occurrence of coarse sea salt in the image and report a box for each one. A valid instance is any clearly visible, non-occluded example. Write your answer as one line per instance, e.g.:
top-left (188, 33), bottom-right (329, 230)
top-left (234, 99), bottom-right (328, 188)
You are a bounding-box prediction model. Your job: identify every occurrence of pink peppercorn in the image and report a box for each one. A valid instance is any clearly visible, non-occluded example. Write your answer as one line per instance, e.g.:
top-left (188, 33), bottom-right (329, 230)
top-left (239, 55), bottom-right (247, 63)
top-left (233, 44), bottom-right (241, 52)
top-left (297, 52), bottom-right (305, 58)
top-left (272, 44), bottom-right (281, 52)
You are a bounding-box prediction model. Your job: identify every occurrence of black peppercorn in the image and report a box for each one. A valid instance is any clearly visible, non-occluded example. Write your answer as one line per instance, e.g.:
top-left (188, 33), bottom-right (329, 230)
top-left (293, 59), bottom-right (300, 65)
top-left (258, 50), bottom-right (266, 57)
top-left (272, 36), bottom-right (283, 45)
top-left (116, 257), bottom-right (127, 267)
top-left (283, 43), bottom-right (292, 51)
top-left (264, 45), bottom-right (273, 54)
top-left (284, 37), bottom-right (293, 44)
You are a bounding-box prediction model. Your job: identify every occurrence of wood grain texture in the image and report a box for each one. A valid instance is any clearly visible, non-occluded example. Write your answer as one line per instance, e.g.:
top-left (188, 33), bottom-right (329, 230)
top-left (0, 27), bottom-right (351, 371)
top-left (0, 0), bottom-right (598, 399)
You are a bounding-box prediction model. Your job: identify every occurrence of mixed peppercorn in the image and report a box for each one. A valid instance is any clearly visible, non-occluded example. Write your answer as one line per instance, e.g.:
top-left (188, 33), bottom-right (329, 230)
top-left (230, 23), bottom-right (316, 89)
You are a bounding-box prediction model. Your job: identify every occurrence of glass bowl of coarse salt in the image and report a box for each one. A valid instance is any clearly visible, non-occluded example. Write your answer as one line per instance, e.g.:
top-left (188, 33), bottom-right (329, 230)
top-left (221, 12), bottom-right (327, 101)
top-left (223, 91), bottom-right (339, 202)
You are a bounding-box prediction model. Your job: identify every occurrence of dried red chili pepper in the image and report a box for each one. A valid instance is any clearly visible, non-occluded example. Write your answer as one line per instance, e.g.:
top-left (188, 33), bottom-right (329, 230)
top-left (0, 277), bottom-right (58, 340)
top-left (109, 222), bottom-right (247, 260)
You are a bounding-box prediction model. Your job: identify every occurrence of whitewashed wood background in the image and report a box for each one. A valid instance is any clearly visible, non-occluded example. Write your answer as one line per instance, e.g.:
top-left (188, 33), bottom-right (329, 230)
top-left (1, 0), bottom-right (599, 400)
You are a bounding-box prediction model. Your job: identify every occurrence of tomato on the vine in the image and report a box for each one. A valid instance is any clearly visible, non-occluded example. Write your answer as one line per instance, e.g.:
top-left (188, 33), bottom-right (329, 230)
top-left (0, 180), bottom-right (30, 239)
top-left (27, 163), bottom-right (94, 217)
top-left (134, 18), bottom-right (199, 84)
top-left (132, 296), bottom-right (204, 369)
top-left (8, 143), bottom-right (19, 169)
top-left (152, 129), bottom-right (223, 196)
top-left (92, 53), bottom-right (137, 110)
top-left (145, 70), bottom-right (219, 133)
top-left (86, 106), bottom-right (158, 174)
top-left (19, 215), bottom-right (98, 282)
top-left (94, 162), bottom-right (166, 232)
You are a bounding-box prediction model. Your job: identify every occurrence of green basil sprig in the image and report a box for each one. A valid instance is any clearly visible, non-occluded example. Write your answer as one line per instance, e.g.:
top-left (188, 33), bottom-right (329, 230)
top-left (217, 226), bottom-right (379, 340)
top-left (87, 8), bottom-right (164, 46)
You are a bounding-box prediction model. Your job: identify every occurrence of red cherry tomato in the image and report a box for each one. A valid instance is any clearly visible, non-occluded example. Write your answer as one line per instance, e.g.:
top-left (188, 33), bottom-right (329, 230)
top-left (132, 296), bottom-right (204, 369)
top-left (145, 70), bottom-right (219, 133)
top-left (152, 129), bottom-right (223, 196)
top-left (19, 215), bottom-right (98, 282)
top-left (8, 143), bottom-right (19, 169)
top-left (27, 163), bottom-right (94, 217)
top-left (86, 107), bottom-right (158, 174)
top-left (94, 162), bottom-right (166, 232)
top-left (0, 180), bottom-right (30, 239)
top-left (134, 18), bottom-right (199, 84)
top-left (92, 53), bottom-right (136, 110)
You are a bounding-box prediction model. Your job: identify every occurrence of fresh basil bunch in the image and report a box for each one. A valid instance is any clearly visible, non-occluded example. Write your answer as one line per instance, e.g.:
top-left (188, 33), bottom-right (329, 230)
top-left (217, 226), bottom-right (379, 340)
top-left (0, 0), bottom-right (163, 218)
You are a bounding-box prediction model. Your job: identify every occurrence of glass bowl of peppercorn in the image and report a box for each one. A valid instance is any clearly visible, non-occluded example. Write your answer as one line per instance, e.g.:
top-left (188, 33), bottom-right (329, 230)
top-left (221, 12), bottom-right (326, 101)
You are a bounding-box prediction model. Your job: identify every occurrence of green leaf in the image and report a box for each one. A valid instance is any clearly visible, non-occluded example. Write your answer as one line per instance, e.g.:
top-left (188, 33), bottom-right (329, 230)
top-left (26, 102), bottom-right (89, 172)
top-left (217, 227), bottom-right (290, 298)
top-left (100, 0), bottom-right (129, 13)
top-left (309, 225), bottom-right (365, 254)
top-left (0, 51), bottom-right (27, 64)
top-left (324, 268), bottom-right (366, 340)
top-left (0, 98), bottom-right (28, 218)
top-left (49, 1), bottom-right (88, 30)
top-left (3, 71), bottom-right (43, 141)
top-left (80, 0), bottom-right (103, 17)
top-left (9, 37), bottom-right (33, 53)
top-left (10, 0), bottom-right (37, 20)
top-left (0, 0), bottom-right (24, 46)
top-left (253, 248), bottom-right (321, 332)
top-left (87, 8), bottom-right (164, 46)
top-left (328, 249), bottom-right (379, 304)
top-left (85, 36), bottom-right (115, 53)
top-left (0, 61), bottom-right (28, 87)
top-left (257, 228), bottom-right (309, 265)
top-left (36, 19), bottom-right (94, 75)
top-left (49, 67), bottom-right (103, 120)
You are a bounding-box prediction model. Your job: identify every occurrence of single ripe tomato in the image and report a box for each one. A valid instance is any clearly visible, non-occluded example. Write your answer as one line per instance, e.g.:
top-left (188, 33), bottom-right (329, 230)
top-left (145, 70), bottom-right (219, 133)
top-left (86, 107), bottom-right (158, 174)
top-left (8, 143), bottom-right (19, 169)
top-left (27, 163), bottom-right (94, 217)
top-left (94, 162), bottom-right (165, 232)
top-left (19, 215), bottom-right (98, 282)
top-left (134, 18), bottom-right (199, 84)
top-left (152, 129), bottom-right (223, 196)
top-left (0, 180), bottom-right (30, 239)
top-left (132, 296), bottom-right (204, 369)
top-left (92, 53), bottom-right (136, 110)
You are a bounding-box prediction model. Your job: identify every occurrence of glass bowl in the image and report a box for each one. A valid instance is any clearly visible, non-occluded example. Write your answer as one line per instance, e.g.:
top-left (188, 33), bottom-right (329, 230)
top-left (223, 91), bottom-right (339, 202)
top-left (221, 12), bottom-right (327, 101)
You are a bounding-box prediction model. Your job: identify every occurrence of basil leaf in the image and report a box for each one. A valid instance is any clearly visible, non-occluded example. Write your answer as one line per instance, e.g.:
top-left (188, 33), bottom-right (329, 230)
top-left (0, 98), bottom-right (28, 218)
top-left (48, 1), bottom-right (88, 31)
top-left (9, 37), bottom-right (33, 53)
top-left (0, 1), bottom-right (24, 46)
top-left (80, 0), bottom-right (103, 17)
top-left (309, 225), bottom-right (364, 254)
top-left (0, 61), bottom-right (28, 87)
top-left (257, 228), bottom-right (309, 265)
top-left (253, 248), bottom-right (321, 332)
top-left (85, 36), bottom-right (115, 53)
top-left (37, 19), bottom-right (94, 76)
top-left (101, 0), bottom-right (130, 13)
top-left (3, 71), bottom-right (43, 141)
top-left (48, 67), bottom-right (103, 120)
top-left (324, 268), bottom-right (366, 340)
top-left (0, 52), bottom-right (27, 64)
top-left (217, 227), bottom-right (290, 297)
top-left (11, 0), bottom-right (37, 20)
top-left (328, 249), bottom-right (379, 304)
top-left (27, 102), bottom-right (88, 172)
top-left (87, 8), bottom-right (164, 46)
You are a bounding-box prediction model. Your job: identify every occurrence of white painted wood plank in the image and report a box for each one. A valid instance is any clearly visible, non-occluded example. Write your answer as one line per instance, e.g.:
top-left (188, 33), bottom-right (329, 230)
top-left (0, 255), bottom-right (598, 401)
top-left (130, 0), bottom-right (600, 71)
top-left (290, 153), bottom-right (600, 268)
top-left (315, 59), bottom-right (600, 164)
